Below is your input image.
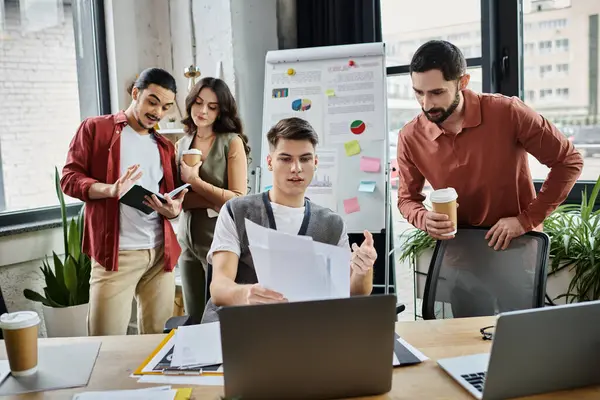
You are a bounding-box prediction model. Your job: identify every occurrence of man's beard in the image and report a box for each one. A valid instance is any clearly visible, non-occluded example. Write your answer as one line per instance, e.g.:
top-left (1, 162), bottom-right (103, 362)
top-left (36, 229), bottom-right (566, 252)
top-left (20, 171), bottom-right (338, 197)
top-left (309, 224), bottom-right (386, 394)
top-left (423, 89), bottom-right (461, 124)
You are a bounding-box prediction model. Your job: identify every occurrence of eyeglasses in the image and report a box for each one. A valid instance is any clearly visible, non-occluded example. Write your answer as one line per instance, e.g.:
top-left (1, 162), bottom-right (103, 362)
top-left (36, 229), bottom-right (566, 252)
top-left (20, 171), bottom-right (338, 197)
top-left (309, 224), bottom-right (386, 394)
top-left (480, 325), bottom-right (495, 341)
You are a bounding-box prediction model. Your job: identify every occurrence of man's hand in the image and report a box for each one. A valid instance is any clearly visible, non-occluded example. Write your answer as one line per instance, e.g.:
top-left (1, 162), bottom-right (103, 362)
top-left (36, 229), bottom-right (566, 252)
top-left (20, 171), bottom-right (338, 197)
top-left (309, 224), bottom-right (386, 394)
top-left (350, 230), bottom-right (377, 276)
top-left (485, 217), bottom-right (526, 250)
top-left (180, 160), bottom-right (202, 184)
top-left (425, 211), bottom-right (456, 240)
top-left (143, 189), bottom-right (188, 219)
top-left (109, 164), bottom-right (143, 198)
top-left (244, 284), bottom-right (287, 305)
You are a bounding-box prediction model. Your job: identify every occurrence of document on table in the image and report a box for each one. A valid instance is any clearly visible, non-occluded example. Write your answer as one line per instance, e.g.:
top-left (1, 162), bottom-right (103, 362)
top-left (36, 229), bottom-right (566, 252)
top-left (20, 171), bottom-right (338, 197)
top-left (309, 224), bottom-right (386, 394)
top-left (245, 218), bottom-right (351, 302)
top-left (170, 322), bottom-right (222, 368)
top-left (73, 385), bottom-right (178, 400)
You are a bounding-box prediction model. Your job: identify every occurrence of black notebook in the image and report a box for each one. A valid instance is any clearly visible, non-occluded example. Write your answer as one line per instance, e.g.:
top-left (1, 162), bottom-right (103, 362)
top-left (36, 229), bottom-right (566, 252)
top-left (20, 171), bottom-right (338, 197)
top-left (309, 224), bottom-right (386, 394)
top-left (119, 184), bottom-right (190, 215)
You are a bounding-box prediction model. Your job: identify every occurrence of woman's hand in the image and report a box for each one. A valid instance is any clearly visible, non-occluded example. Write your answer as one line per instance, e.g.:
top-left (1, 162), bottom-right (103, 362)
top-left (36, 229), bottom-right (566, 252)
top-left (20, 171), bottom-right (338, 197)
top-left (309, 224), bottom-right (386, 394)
top-left (180, 160), bottom-right (202, 184)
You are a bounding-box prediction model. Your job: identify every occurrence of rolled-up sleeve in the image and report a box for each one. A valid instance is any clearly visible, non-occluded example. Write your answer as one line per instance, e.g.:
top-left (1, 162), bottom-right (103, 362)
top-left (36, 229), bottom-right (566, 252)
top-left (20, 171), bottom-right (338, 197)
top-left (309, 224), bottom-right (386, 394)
top-left (60, 118), bottom-right (98, 202)
top-left (511, 97), bottom-right (583, 230)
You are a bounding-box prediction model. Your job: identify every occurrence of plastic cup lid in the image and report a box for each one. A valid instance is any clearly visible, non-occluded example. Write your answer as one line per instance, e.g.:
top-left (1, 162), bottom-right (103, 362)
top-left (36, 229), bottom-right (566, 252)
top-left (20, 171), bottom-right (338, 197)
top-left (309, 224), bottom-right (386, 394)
top-left (430, 187), bottom-right (458, 203)
top-left (0, 311), bottom-right (40, 330)
top-left (182, 149), bottom-right (202, 155)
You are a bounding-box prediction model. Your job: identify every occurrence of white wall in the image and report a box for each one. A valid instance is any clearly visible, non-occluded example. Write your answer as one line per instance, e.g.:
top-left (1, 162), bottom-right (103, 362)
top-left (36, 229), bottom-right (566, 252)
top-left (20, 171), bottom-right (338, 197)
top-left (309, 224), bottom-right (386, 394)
top-left (0, 228), bottom-right (65, 337)
top-left (104, 0), bottom-right (173, 112)
top-left (230, 0), bottom-right (279, 189)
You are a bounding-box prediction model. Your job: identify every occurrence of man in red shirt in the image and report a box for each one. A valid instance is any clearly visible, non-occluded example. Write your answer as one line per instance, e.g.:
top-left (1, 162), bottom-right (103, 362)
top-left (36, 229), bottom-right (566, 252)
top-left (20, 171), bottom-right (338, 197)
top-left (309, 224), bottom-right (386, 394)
top-left (61, 68), bottom-right (187, 336)
top-left (397, 40), bottom-right (583, 249)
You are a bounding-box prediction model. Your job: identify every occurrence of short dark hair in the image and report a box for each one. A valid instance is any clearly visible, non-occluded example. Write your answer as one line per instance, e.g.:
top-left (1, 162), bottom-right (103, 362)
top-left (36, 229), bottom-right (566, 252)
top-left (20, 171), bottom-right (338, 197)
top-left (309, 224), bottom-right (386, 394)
top-left (131, 67), bottom-right (177, 94)
top-left (267, 117), bottom-right (319, 149)
top-left (409, 40), bottom-right (466, 81)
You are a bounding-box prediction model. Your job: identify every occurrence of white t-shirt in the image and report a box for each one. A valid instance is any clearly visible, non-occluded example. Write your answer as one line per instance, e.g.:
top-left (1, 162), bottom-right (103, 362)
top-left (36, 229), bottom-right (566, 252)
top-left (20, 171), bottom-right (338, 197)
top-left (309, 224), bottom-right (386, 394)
top-left (207, 201), bottom-right (349, 264)
top-left (119, 125), bottom-right (164, 250)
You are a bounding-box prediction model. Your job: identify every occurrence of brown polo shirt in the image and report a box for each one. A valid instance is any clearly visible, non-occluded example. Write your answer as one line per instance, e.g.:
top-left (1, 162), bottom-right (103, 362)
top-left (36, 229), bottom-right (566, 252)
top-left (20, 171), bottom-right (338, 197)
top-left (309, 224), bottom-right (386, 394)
top-left (396, 89), bottom-right (583, 232)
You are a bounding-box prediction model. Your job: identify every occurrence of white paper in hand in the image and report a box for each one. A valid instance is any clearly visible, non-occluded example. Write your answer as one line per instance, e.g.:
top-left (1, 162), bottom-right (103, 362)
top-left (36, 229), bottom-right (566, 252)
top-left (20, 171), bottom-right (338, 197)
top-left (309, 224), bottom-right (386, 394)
top-left (170, 322), bottom-right (222, 368)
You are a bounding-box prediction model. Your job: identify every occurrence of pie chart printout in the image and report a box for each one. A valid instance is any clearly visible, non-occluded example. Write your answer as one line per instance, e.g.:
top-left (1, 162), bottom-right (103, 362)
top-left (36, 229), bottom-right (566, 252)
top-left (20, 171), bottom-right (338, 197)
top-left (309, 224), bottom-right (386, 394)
top-left (291, 98), bottom-right (312, 111)
top-left (350, 120), bottom-right (366, 135)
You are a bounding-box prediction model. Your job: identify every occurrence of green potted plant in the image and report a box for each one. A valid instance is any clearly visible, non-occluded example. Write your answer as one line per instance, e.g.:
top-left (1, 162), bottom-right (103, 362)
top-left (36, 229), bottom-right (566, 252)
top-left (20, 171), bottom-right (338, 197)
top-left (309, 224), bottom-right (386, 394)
top-left (23, 167), bottom-right (91, 337)
top-left (397, 227), bottom-right (435, 304)
top-left (545, 175), bottom-right (600, 304)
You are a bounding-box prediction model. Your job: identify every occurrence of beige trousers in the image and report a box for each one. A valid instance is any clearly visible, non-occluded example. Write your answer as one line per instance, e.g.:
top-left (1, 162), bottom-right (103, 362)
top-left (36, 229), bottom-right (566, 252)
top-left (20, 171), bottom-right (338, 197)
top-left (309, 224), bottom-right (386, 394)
top-left (88, 247), bottom-right (175, 336)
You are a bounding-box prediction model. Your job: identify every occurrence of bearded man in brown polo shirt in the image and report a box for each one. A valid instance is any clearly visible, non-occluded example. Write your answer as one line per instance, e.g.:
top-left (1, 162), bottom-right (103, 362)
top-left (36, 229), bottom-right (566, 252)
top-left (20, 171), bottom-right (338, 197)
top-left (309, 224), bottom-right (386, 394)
top-left (397, 40), bottom-right (583, 251)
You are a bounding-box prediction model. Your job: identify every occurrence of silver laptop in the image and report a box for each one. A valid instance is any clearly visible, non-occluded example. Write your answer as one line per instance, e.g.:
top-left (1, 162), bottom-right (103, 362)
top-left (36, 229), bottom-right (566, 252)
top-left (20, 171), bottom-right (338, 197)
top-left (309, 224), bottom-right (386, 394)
top-left (438, 300), bottom-right (600, 400)
top-left (218, 295), bottom-right (397, 400)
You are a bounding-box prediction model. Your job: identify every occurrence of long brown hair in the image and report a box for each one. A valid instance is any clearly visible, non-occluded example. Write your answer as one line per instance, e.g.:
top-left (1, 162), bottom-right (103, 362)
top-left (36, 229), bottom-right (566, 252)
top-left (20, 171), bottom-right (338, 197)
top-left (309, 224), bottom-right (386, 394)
top-left (181, 77), bottom-right (251, 158)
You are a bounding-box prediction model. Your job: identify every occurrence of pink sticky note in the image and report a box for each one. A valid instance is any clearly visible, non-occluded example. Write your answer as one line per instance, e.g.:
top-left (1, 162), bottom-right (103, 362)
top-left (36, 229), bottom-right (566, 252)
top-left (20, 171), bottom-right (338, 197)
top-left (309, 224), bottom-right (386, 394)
top-left (343, 197), bottom-right (360, 214)
top-left (360, 156), bottom-right (381, 172)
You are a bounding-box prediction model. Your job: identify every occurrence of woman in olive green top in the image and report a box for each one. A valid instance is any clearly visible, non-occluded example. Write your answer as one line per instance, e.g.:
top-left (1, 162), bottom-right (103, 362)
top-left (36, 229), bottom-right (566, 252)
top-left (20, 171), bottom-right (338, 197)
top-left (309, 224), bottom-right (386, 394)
top-left (176, 77), bottom-right (250, 322)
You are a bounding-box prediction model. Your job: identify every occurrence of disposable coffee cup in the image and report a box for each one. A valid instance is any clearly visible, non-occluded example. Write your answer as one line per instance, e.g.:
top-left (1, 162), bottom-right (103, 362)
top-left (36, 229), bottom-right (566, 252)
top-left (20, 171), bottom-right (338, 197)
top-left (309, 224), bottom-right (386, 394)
top-left (182, 149), bottom-right (202, 166)
top-left (0, 311), bottom-right (40, 376)
top-left (430, 188), bottom-right (458, 236)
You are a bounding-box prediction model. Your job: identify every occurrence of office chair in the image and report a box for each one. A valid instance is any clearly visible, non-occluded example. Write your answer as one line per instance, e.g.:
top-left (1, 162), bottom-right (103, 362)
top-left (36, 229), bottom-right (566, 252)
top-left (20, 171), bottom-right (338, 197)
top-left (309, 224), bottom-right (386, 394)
top-left (421, 227), bottom-right (550, 320)
top-left (0, 284), bottom-right (8, 339)
top-left (164, 263), bottom-right (405, 332)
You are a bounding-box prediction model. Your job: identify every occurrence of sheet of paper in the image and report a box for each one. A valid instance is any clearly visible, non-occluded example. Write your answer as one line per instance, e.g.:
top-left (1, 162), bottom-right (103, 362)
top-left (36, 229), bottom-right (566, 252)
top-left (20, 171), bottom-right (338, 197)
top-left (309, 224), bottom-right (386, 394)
top-left (245, 220), bottom-right (351, 302)
top-left (73, 386), bottom-right (176, 400)
top-left (268, 66), bottom-right (325, 144)
top-left (344, 140), bottom-right (361, 156)
top-left (393, 333), bottom-right (429, 367)
top-left (249, 246), bottom-right (326, 302)
top-left (306, 149), bottom-right (338, 211)
top-left (358, 180), bottom-right (376, 193)
top-left (140, 332), bottom-right (177, 374)
top-left (170, 322), bottom-right (222, 368)
top-left (137, 374), bottom-right (224, 386)
top-left (360, 156), bottom-right (381, 172)
top-left (322, 58), bottom-right (386, 144)
top-left (343, 197), bottom-right (360, 214)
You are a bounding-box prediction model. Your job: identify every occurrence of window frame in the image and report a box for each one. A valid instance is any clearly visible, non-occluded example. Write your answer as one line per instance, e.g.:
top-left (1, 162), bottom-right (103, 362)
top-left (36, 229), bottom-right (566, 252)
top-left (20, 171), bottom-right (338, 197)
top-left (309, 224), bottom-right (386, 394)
top-left (0, 0), bottom-right (110, 231)
top-left (384, 0), bottom-right (595, 209)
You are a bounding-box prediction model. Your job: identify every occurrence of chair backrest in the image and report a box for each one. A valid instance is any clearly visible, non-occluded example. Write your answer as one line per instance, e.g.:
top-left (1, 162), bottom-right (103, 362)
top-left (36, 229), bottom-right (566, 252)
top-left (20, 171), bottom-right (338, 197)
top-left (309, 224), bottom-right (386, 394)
top-left (0, 286), bottom-right (8, 339)
top-left (205, 263), bottom-right (213, 305)
top-left (422, 227), bottom-right (550, 320)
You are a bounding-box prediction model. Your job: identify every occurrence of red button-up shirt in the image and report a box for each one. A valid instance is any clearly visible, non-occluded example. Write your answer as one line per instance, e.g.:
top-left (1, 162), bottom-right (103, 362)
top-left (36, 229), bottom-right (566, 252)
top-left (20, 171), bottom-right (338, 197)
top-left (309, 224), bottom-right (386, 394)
top-left (397, 89), bottom-right (583, 232)
top-left (60, 111), bottom-right (181, 272)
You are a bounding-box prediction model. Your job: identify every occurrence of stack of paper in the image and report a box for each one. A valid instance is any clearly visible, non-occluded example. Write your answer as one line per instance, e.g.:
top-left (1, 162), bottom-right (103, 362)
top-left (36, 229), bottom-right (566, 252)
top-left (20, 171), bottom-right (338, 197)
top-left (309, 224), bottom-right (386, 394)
top-left (245, 218), bottom-right (352, 302)
top-left (131, 323), bottom-right (224, 386)
top-left (73, 385), bottom-right (191, 399)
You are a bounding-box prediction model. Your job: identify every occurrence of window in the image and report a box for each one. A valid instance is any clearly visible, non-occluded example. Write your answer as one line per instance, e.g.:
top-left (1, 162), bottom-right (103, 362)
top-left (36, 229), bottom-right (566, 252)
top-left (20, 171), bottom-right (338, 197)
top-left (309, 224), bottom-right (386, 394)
top-left (381, 0), bottom-right (481, 67)
top-left (539, 89), bottom-right (553, 99)
top-left (524, 42), bottom-right (535, 53)
top-left (522, 1), bottom-right (600, 184)
top-left (556, 88), bottom-right (569, 98)
top-left (0, 0), bottom-right (109, 218)
top-left (539, 18), bottom-right (567, 30)
top-left (539, 65), bottom-right (552, 77)
top-left (557, 63), bottom-right (569, 74)
top-left (538, 40), bottom-right (552, 53)
top-left (526, 90), bottom-right (535, 101)
top-left (555, 38), bottom-right (569, 51)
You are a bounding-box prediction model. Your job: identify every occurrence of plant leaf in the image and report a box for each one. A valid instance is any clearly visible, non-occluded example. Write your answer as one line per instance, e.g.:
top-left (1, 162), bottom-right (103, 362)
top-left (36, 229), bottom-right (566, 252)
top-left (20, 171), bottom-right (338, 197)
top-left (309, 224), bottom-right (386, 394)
top-left (23, 289), bottom-right (51, 307)
top-left (68, 218), bottom-right (81, 261)
top-left (63, 255), bottom-right (78, 306)
top-left (55, 167), bottom-right (68, 258)
top-left (43, 288), bottom-right (65, 308)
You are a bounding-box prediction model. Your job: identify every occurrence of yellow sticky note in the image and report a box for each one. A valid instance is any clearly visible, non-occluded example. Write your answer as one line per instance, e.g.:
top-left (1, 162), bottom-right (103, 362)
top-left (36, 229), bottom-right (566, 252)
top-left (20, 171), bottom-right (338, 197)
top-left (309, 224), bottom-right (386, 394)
top-left (175, 388), bottom-right (193, 400)
top-left (344, 140), bottom-right (361, 156)
top-left (325, 89), bottom-right (335, 97)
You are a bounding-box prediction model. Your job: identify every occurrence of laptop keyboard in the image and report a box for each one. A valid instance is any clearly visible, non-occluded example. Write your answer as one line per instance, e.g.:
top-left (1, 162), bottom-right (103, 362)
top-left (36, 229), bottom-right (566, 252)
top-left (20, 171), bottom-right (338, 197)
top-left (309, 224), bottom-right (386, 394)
top-left (461, 372), bottom-right (486, 392)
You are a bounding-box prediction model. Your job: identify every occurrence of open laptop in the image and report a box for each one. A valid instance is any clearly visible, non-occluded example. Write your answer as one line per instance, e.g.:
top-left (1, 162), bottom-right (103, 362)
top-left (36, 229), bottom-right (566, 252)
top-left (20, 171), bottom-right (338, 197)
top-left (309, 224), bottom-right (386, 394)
top-left (438, 300), bottom-right (600, 400)
top-left (218, 294), bottom-right (397, 400)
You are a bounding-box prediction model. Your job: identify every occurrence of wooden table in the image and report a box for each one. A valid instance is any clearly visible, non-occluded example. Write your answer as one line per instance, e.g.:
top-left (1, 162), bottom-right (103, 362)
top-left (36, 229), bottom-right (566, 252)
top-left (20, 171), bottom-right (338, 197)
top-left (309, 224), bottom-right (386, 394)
top-left (3, 316), bottom-right (599, 399)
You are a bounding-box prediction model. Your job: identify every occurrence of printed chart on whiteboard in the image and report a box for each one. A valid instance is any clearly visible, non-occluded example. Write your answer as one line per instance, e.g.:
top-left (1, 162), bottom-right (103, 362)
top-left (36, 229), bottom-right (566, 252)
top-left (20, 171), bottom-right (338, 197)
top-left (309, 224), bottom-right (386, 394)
top-left (261, 43), bottom-right (388, 233)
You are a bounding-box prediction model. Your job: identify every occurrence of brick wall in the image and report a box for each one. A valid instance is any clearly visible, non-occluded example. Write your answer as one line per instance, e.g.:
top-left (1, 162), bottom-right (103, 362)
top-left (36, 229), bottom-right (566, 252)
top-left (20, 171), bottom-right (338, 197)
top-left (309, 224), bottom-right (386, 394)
top-left (0, 2), bottom-right (80, 212)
